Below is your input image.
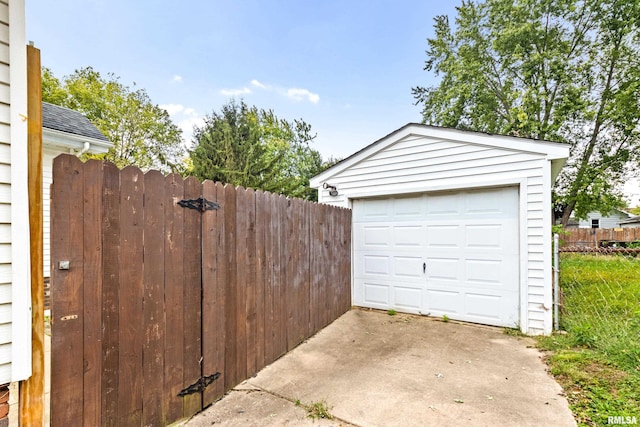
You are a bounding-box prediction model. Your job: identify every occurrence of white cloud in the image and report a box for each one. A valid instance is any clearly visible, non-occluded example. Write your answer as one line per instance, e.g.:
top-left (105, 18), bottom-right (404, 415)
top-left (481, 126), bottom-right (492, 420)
top-left (220, 87), bottom-right (251, 96)
top-left (178, 116), bottom-right (206, 144)
top-left (172, 75), bottom-right (183, 83)
top-left (286, 88), bottom-right (320, 104)
top-left (219, 80), bottom-right (319, 104)
top-left (251, 79), bottom-right (269, 89)
top-left (159, 103), bottom-right (185, 115)
top-left (160, 103), bottom-right (204, 147)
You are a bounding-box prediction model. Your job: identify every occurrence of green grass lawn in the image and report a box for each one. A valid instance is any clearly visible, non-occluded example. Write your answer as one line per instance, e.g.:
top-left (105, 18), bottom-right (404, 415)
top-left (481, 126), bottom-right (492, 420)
top-left (537, 254), bottom-right (640, 426)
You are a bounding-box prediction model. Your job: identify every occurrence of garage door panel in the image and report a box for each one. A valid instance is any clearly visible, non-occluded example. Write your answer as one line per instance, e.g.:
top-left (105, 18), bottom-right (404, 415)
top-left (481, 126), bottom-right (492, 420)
top-left (465, 293), bottom-right (502, 320)
top-left (426, 257), bottom-right (460, 280)
top-left (464, 188), bottom-right (518, 217)
top-left (465, 292), bottom-right (519, 326)
top-left (426, 225), bottom-right (460, 248)
top-left (363, 282), bottom-right (390, 306)
top-left (394, 225), bottom-right (425, 246)
top-left (393, 196), bottom-right (424, 218)
top-left (361, 225), bottom-right (391, 247)
top-left (424, 288), bottom-right (518, 326)
top-left (355, 249), bottom-right (423, 281)
top-left (394, 256), bottom-right (423, 278)
top-left (424, 289), bottom-right (462, 314)
top-left (393, 285), bottom-right (422, 311)
top-left (465, 259), bottom-right (502, 284)
top-left (356, 223), bottom-right (428, 250)
top-left (426, 192), bottom-right (461, 217)
top-left (353, 186), bottom-right (520, 328)
top-left (464, 221), bottom-right (518, 249)
top-left (465, 224), bottom-right (502, 248)
top-left (362, 255), bottom-right (390, 275)
top-left (354, 198), bottom-right (390, 221)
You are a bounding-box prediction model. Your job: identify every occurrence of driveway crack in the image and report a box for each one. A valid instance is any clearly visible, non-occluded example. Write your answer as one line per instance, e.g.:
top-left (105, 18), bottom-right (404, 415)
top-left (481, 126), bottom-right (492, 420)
top-left (243, 381), bottom-right (363, 427)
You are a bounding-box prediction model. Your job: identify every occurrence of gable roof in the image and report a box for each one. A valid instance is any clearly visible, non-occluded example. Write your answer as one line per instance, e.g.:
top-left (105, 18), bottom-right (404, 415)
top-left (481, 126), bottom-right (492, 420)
top-left (611, 208), bottom-right (634, 219)
top-left (311, 123), bottom-right (570, 187)
top-left (620, 216), bottom-right (640, 225)
top-left (42, 102), bottom-right (109, 141)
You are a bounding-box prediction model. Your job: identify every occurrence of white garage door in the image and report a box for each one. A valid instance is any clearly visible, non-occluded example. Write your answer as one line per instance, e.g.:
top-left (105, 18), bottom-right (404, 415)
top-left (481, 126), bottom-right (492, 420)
top-left (353, 187), bottom-right (519, 327)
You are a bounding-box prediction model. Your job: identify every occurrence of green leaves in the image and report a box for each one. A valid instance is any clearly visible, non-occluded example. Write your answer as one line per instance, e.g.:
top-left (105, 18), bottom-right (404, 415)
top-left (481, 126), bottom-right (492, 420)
top-left (189, 99), bottom-right (330, 200)
top-left (42, 67), bottom-right (185, 173)
top-left (413, 0), bottom-right (640, 223)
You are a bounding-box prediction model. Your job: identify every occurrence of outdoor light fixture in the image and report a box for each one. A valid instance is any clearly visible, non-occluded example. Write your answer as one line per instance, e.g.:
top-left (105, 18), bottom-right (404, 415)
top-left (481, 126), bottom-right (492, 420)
top-left (323, 182), bottom-right (339, 196)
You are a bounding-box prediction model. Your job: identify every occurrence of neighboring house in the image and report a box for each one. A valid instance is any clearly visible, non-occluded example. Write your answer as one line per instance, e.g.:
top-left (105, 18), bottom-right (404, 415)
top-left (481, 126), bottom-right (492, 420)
top-left (569, 209), bottom-right (634, 229)
top-left (0, 0), bottom-right (31, 395)
top-left (310, 123), bottom-right (569, 335)
top-left (42, 102), bottom-right (112, 279)
top-left (619, 216), bottom-right (640, 229)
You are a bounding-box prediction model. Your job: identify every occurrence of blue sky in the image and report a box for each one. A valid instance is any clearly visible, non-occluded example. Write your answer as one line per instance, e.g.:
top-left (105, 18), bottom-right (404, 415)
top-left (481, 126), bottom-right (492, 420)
top-left (26, 0), bottom-right (460, 160)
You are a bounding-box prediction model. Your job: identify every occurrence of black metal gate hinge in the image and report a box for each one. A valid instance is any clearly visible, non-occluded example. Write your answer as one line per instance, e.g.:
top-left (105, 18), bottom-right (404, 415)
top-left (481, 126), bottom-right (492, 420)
top-left (178, 372), bottom-right (221, 397)
top-left (178, 197), bottom-right (220, 212)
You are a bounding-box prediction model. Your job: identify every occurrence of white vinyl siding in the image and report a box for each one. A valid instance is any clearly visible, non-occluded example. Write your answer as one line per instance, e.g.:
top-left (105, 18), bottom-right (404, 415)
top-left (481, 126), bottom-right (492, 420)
top-left (578, 211), bottom-right (630, 229)
top-left (315, 130), bottom-right (565, 335)
top-left (43, 148), bottom-right (56, 278)
top-left (0, 0), bottom-right (11, 383)
top-left (4, 0), bottom-right (30, 383)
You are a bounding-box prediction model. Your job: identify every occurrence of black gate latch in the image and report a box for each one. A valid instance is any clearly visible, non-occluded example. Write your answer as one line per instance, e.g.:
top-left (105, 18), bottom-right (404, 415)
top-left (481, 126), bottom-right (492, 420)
top-left (178, 372), bottom-right (221, 397)
top-left (178, 197), bottom-right (221, 212)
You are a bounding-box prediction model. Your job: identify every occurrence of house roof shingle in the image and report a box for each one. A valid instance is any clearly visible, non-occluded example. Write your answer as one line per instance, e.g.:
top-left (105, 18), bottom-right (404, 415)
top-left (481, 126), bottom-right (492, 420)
top-left (42, 102), bottom-right (109, 142)
top-left (620, 216), bottom-right (640, 225)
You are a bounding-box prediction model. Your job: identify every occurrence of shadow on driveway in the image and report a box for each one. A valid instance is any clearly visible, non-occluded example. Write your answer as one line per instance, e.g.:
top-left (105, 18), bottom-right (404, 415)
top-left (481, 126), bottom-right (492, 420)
top-left (186, 309), bottom-right (576, 427)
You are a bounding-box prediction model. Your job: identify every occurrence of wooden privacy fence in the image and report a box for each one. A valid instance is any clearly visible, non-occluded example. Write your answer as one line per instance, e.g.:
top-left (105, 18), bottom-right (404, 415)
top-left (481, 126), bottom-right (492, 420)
top-left (50, 154), bottom-right (352, 427)
top-left (560, 228), bottom-right (640, 247)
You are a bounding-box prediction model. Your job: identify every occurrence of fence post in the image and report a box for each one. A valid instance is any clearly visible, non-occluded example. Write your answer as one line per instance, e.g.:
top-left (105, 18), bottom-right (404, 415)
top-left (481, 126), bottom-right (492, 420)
top-left (553, 233), bottom-right (560, 331)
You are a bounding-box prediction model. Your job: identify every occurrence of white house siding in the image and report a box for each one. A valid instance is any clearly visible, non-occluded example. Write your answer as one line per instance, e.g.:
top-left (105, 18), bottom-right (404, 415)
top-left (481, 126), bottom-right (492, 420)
top-left (317, 133), bottom-right (555, 335)
top-left (2, 0), bottom-right (30, 383)
top-left (0, 0), bottom-right (12, 384)
top-left (42, 148), bottom-right (56, 278)
top-left (578, 211), bottom-right (629, 229)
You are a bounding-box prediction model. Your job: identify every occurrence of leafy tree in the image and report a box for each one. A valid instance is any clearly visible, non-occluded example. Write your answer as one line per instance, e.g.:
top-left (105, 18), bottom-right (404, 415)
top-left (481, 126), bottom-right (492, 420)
top-left (413, 0), bottom-right (640, 226)
top-left (190, 99), bottom-right (331, 200)
top-left (42, 67), bottom-right (185, 173)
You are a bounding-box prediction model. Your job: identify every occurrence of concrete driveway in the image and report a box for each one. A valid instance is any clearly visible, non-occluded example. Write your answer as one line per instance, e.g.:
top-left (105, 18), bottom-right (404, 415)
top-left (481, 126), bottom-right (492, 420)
top-left (186, 309), bottom-right (576, 427)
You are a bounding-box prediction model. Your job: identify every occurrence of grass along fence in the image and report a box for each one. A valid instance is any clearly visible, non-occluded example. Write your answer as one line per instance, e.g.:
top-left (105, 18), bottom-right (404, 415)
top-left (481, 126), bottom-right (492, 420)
top-left (539, 250), bottom-right (640, 426)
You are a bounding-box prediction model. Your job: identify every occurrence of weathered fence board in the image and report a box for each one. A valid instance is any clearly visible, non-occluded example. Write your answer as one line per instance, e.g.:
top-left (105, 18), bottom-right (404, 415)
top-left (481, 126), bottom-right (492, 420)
top-left (118, 166), bottom-right (144, 427)
top-left (142, 171), bottom-right (165, 427)
top-left (202, 180), bottom-right (221, 407)
top-left (101, 162), bottom-right (120, 426)
top-left (560, 227), bottom-right (640, 247)
top-left (82, 160), bottom-right (103, 427)
top-left (255, 190), bottom-right (266, 372)
top-left (163, 173), bottom-right (185, 422)
top-left (182, 176), bottom-right (204, 417)
top-left (51, 155), bottom-right (352, 427)
top-left (51, 155), bottom-right (84, 426)
top-left (245, 187), bottom-right (258, 379)
top-left (222, 183), bottom-right (238, 391)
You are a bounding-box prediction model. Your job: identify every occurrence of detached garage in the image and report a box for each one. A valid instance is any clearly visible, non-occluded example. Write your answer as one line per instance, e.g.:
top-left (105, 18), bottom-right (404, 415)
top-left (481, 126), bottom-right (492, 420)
top-left (310, 124), bottom-right (569, 335)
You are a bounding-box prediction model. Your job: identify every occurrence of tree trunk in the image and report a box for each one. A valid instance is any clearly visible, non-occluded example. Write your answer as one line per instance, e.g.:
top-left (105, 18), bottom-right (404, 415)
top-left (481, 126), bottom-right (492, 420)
top-left (561, 199), bottom-right (577, 227)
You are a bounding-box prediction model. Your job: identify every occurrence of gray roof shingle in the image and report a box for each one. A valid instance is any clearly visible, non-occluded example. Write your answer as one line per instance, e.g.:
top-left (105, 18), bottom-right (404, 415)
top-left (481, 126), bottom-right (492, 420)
top-left (42, 102), bottom-right (109, 141)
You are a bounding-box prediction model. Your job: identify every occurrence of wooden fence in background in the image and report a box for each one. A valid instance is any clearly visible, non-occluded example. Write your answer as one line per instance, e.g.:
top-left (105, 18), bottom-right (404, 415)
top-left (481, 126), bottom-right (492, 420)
top-left (560, 228), bottom-right (640, 247)
top-left (50, 154), bottom-right (352, 427)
